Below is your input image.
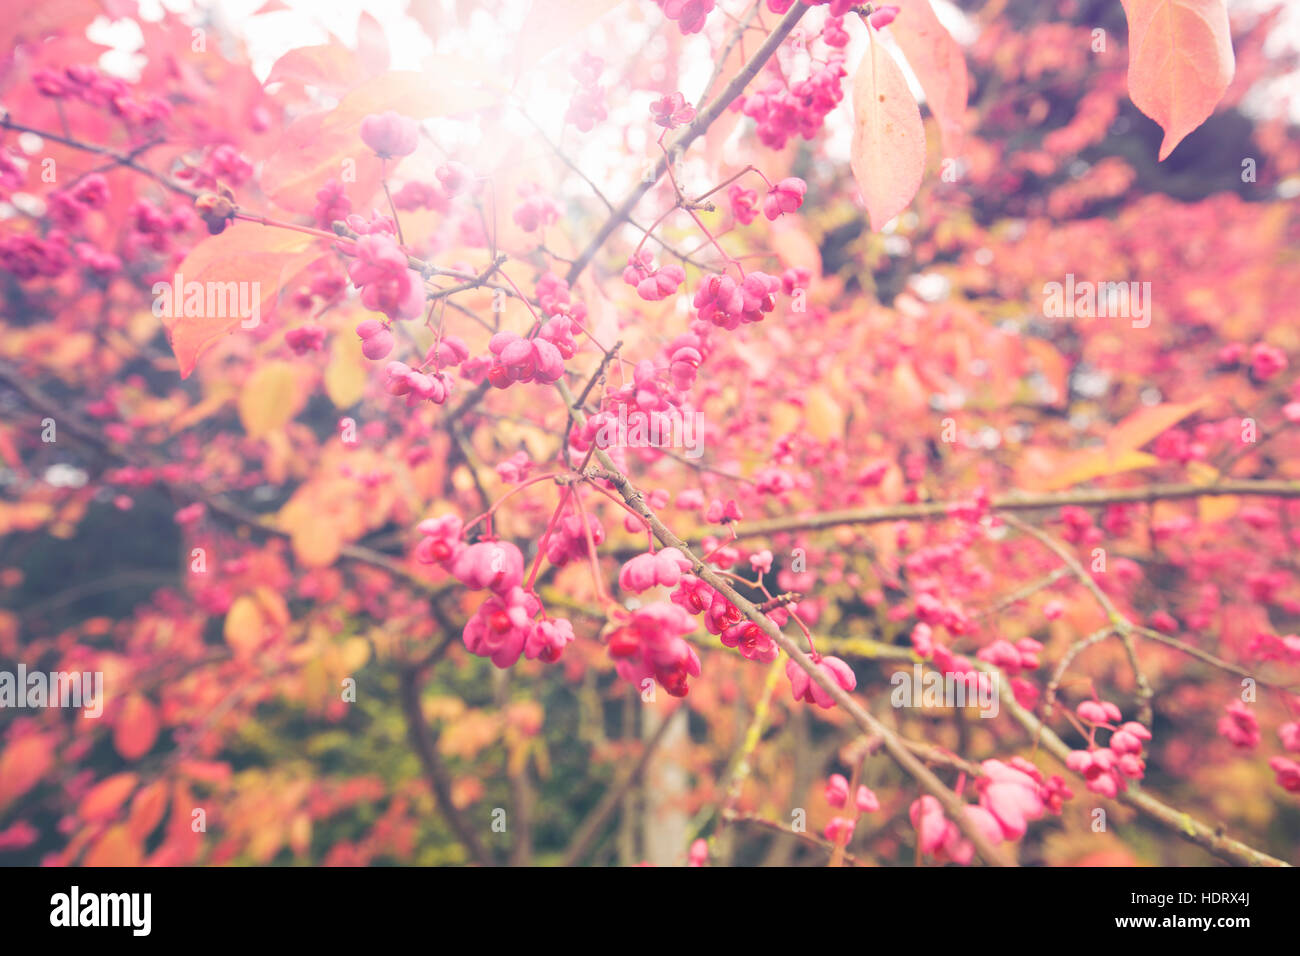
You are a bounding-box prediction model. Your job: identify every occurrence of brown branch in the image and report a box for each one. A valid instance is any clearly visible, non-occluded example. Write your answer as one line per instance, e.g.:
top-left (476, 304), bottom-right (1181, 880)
top-left (571, 390), bottom-right (1015, 865)
top-left (1130, 623), bottom-right (1296, 691)
top-left (398, 665), bottom-right (493, 866)
top-left (516, 111), bottom-right (713, 271)
top-left (1004, 514), bottom-right (1154, 725)
top-left (729, 481), bottom-right (1300, 540)
top-left (0, 359), bottom-right (453, 597)
top-left (0, 113), bottom-right (200, 199)
top-left (720, 810), bottom-right (860, 865)
top-left (975, 567), bottom-right (1070, 621)
top-left (978, 660), bottom-right (1290, 867)
top-left (895, 737), bottom-right (986, 778)
top-left (1043, 625), bottom-right (1116, 723)
top-left (698, 1), bottom-right (765, 106)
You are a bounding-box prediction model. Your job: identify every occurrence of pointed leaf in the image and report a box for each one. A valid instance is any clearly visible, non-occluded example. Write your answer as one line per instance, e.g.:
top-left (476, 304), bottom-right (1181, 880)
top-left (128, 781), bottom-right (170, 842)
top-left (851, 31), bottom-right (927, 231)
top-left (78, 773), bottom-right (139, 823)
top-left (262, 70), bottom-right (494, 214)
top-left (0, 733), bottom-right (54, 810)
top-left (83, 825), bottom-right (143, 867)
top-left (516, 0), bottom-right (622, 72)
top-left (356, 12), bottom-right (390, 76)
top-left (890, 0), bottom-right (968, 158)
top-left (225, 595), bottom-right (265, 658)
top-left (114, 695), bottom-right (160, 762)
top-left (1105, 398), bottom-right (1208, 455)
top-left (1120, 0), bottom-right (1234, 161)
top-left (323, 333), bottom-right (369, 408)
top-left (263, 44), bottom-right (361, 97)
top-left (162, 225), bottom-right (319, 378)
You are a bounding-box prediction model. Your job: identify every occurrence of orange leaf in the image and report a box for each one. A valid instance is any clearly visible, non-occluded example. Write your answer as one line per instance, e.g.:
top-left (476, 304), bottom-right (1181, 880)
top-left (114, 694), bottom-right (160, 762)
top-left (0, 425), bottom-right (23, 472)
top-left (128, 781), bottom-right (170, 842)
top-left (1023, 338), bottom-right (1068, 408)
top-left (851, 29), bottom-right (927, 231)
top-left (262, 71), bottom-right (493, 214)
top-left (78, 773), bottom-right (139, 823)
top-left (162, 224), bottom-right (319, 378)
top-left (263, 44), bottom-right (361, 96)
top-left (0, 733), bottom-right (54, 809)
top-left (83, 825), bottom-right (143, 867)
top-left (262, 108), bottom-right (384, 215)
top-left (288, 517), bottom-right (344, 568)
top-left (1120, 0), bottom-right (1234, 161)
top-left (891, 0), bottom-right (968, 159)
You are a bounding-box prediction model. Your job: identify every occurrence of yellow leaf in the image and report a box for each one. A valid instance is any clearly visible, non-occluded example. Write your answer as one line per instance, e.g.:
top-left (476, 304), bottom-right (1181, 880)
top-left (1037, 449), bottom-right (1159, 492)
top-left (324, 333), bottom-right (369, 408)
top-left (253, 587), bottom-right (291, 629)
top-left (804, 387), bottom-right (844, 443)
top-left (770, 402), bottom-right (802, 437)
top-left (238, 360), bottom-right (304, 438)
top-left (263, 429), bottom-right (295, 485)
top-left (280, 498), bottom-right (344, 568)
top-left (169, 384), bottom-right (235, 434)
top-left (1105, 398), bottom-right (1208, 456)
top-left (339, 637), bottom-right (371, 673)
top-left (224, 596), bottom-right (264, 657)
top-left (289, 812), bottom-right (312, 856)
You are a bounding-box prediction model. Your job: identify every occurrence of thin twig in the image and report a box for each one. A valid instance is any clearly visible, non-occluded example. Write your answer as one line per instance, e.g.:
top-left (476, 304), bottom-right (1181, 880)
top-left (976, 659), bottom-right (1289, 868)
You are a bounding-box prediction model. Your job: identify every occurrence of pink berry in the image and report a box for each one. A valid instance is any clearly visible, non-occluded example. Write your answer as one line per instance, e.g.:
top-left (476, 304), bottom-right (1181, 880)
top-left (360, 111), bottom-right (419, 158)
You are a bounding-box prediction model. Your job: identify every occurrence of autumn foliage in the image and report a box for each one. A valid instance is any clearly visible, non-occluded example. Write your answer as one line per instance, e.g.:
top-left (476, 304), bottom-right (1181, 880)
top-left (1, 0), bottom-right (1299, 868)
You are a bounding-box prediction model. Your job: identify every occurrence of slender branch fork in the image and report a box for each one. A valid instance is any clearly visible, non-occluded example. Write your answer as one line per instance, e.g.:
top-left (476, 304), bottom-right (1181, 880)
top-left (4, 1), bottom-right (1291, 867)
